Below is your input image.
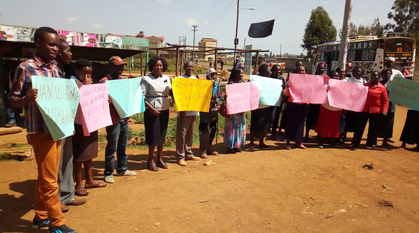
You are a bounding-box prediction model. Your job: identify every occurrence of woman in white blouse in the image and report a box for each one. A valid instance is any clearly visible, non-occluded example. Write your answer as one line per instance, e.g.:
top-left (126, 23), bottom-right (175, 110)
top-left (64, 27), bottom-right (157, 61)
top-left (141, 57), bottom-right (172, 171)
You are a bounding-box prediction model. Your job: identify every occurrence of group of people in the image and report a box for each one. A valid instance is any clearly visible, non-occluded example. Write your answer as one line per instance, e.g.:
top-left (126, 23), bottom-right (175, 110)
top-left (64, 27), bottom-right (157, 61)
top-left (5, 26), bottom-right (419, 233)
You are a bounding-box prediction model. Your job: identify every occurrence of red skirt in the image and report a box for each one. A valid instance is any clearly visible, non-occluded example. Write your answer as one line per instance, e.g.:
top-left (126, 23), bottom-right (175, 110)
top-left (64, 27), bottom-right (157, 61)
top-left (315, 105), bottom-right (342, 138)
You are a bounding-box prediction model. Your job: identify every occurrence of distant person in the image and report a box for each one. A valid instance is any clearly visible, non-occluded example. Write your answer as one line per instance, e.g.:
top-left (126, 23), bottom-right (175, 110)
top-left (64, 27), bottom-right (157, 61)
top-left (199, 68), bottom-right (222, 158)
top-left (9, 26), bottom-right (76, 233)
top-left (248, 64), bottom-right (273, 150)
top-left (284, 66), bottom-right (309, 150)
top-left (385, 57), bottom-right (404, 81)
top-left (209, 60), bottom-right (213, 68)
top-left (377, 68), bottom-right (395, 147)
top-left (350, 71), bottom-right (389, 149)
top-left (100, 56), bottom-right (137, 183)
top-left (56, 39), bottom-right (86, 211)
top-left (315, 71), bottom-right (343, 148)
top-left (72, 59), bottom-right (107, 197)
top-left (224, 67), bottom-right (247, 153)
top-left (340, 66), bottom-right (366, 142)
top-left (292, 61), bottom-right (304, 73)
top-left (270, 64), bottom-right (286, 141)
top-left (220, 59), bottom-right (224, 70)
top-left (305, 62), bottom-right (327, 141)
top-left (176, 61), bottom-right (201, 166)
top-left (141, 56), bottom-right (172, 171)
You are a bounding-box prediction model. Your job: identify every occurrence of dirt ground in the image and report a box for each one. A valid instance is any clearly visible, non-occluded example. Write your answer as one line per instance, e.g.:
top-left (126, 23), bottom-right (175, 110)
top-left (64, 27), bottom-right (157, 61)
top-left (0, 106), bottom-right (418, 233)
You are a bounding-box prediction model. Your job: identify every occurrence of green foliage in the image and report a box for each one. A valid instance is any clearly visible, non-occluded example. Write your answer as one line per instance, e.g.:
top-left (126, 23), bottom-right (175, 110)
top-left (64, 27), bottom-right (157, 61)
top-left (386, 0), bottom-right (419, 33)
top-left (302, 6), bottom-right (337, 54)
top-left (98, 133), bottom-right (107, 143)
top-left (10, 143), bottom-right (29, 148)
top-left (0, 153), bottom-right (12, 161)
top-left (130, 113), bottom-right (144, 124)
top-left (349, 18), bottom-right (385, 38)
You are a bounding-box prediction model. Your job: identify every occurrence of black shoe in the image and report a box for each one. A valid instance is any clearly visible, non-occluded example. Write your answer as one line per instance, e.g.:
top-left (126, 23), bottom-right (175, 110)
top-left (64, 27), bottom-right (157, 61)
top-left (227, 148), bottom-right (236, 154)
top-left (233, 148), bottom-right (242, 153)
top-left (49, 224), bottom-right (77, 233)
top-left (32, 217), bottom-right (50, 229)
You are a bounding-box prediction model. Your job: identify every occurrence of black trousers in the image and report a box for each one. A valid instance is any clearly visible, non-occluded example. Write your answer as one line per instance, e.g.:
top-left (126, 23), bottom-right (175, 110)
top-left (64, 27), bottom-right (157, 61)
top-left (352, 112), bottom-right (382, 147)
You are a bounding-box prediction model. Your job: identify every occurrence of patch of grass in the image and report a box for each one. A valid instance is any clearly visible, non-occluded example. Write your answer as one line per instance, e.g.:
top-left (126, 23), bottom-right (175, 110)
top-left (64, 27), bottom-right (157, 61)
top-left (98, 133), bottom-right (107, 143)
top-left (130, 113), bottom-right (144, 124)
top-left (128, 128), bottom-right (145, 140)
top-left (10, 143), bottom-right (29, 148)
top-left (0, 153), bottom-right (12, 161)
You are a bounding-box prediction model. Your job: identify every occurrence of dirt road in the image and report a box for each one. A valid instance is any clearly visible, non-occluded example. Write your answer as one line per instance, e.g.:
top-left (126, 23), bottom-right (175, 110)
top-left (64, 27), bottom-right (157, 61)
top-left (0, 106), bottom-right (418, 233)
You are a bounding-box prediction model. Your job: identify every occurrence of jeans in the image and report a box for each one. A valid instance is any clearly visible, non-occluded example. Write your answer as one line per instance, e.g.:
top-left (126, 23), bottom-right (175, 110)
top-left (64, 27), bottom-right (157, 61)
top-left (104, 120), bottom-right (129, 176)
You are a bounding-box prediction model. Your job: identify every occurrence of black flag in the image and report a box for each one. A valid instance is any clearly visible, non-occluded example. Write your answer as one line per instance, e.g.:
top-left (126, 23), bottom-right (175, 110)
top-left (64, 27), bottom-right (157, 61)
top-left (248, 19), bottom-right (275, 38)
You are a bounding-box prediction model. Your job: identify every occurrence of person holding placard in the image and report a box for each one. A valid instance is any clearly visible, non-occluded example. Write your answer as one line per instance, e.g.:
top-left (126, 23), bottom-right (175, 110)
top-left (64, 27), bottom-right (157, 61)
top-left (315, 73), bottom-right (343, 149)
top-left (224, 67), bottom-right (247, 154)
top-left (340, 66), bottom-right (367, 143)
top-left (71, 59), bottom-right (107, 195)
top-left (100, 56), bottom-right (137, 183)
top-left (270, 64), bottom-right (286, 141)
top-left (199, 68), bottom-right (222, 158)
top-left (304, 62), bottom-right (326, 141)
top-left (176, 61), bottom-right (201, 166)
top-left (350, 71), bottom-right (389, 149)
top-left (378, 69), bottom-right (396, 147)
top-left (248, 64), bottom-right (273, 150)
top-left (283, 66), bottom-right (309, 150)
top-left (141, 56), bottom-right (172, 171)
top-left (56, 39), bottom-right (87, 210)
top-left (9, 27), bottom-right (76, 233)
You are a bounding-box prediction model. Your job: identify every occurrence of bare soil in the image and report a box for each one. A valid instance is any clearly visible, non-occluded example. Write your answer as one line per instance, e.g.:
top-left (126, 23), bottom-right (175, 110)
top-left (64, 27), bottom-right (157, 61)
top-left (0, 106), bottom-right (418, 233)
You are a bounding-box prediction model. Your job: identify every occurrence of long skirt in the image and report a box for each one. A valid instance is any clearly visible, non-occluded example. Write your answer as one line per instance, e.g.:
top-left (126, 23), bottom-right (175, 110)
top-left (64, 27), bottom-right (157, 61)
top-left (144, 109), bottom-right (169, 146)
top-left (224, 113), bottom-right (246, 148)
top-left (378, 111), bottom-right (395, 139)
top-left (285, 102), bottom-right (309, 142)
top-left (315, 106), bottom-right (342, 138)
top-left (72, 124), bottom-right (98, 162)
top-left (400, 110), bottom-right (419, 145)
top-left (250, 106), bottom-right (275, 134)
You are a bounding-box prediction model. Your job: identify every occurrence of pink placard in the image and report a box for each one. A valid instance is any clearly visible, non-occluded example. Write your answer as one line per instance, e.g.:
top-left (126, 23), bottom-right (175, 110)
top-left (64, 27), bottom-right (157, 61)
top-left (328, 79), bottom-right (368, 112)
top-left (289, 74), bottom-right (328, 104)
top-left (226, 82), bottom-right (260, 114)
top-left (76, 83), bottom-right (112, 136)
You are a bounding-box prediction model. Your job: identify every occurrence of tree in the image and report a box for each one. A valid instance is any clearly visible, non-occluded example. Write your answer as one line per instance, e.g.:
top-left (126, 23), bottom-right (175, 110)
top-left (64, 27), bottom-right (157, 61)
top-left (346, 18), bottom-right (385, 38)
top-left (386, 0), bottom-right (419, 33)
top-left (302, 6), bottom-right (337, 56)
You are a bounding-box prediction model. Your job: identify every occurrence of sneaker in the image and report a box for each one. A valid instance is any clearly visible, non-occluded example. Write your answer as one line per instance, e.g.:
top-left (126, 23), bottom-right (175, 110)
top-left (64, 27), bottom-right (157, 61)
top-left (49, 224), bottom-right (76, 233)
top-left (366, 145), bottom-right (376, 150)
top-left (318, 145), bottom-right (324, 149)
top-left (104, 175), bottom-right (114, 183)
top-left (117, 170), bottom-right (137, 176)
top-left (32, 217), bottom-right (50, 229)
top-left (233, 148), bottom-right (242, 153)
top-left (4, 120), bottom-right (17, 128)
top-left (248, 143), bottom-right (255, 151)
top-left (227, 148), bottom-right (236, 154)
top-left (177, 159), bottom-right (187, 166)
top-left (185, 155), bottom-right (201, 161)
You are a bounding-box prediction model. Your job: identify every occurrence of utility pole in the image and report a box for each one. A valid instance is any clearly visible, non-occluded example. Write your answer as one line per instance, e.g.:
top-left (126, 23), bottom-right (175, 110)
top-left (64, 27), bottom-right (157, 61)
top-left (280, 44), bottom-right (282, 57)
top-left (192, 25), bottom-right (198, 60)
top-left (234, 0), bottom-right (240, 62)
top-left (338, 0), bottom-right (352, 70)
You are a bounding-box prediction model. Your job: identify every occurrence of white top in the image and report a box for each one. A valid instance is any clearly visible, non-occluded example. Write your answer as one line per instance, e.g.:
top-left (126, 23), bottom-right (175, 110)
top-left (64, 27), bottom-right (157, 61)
top-left (141, 73), bottom-right (172, 111)
top-left (177, 74), bottom-right (199, 117)
top-left (390, 69), bottom-right (404, 81)
top-left (347, 76), bottom-right (366, 86)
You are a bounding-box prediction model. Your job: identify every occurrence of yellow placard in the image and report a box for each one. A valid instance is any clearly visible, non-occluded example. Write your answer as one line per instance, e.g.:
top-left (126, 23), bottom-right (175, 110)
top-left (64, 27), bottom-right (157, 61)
top-left (172, 77), bottom-right (213, 112)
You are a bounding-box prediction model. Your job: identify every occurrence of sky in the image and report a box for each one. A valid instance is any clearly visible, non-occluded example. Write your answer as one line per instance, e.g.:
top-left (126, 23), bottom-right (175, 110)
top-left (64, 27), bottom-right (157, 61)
top-left (0, 0), bottom-right (397, 55)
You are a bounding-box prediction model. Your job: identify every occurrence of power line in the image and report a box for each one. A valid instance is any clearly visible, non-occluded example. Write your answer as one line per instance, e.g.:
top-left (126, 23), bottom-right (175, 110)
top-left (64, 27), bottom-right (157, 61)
top-left (274, 0), bottom-right (302, 20)
top-left (198, 0), bottom-right (220, 26)
top-left (204, 0), bottom-right (235, 35)
top-left (200, 0), bottom-right (231, 32)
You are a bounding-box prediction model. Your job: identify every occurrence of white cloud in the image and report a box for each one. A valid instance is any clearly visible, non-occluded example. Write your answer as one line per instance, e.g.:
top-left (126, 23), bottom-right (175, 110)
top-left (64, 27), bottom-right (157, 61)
top-left (93, 24), bottom-right (104, 29)
top-left (157, 0), bottom-right (171, 4)
top-left (184, 18), bottom-right (198, 26)
top-left (66, 17), bottom-right (79, 22)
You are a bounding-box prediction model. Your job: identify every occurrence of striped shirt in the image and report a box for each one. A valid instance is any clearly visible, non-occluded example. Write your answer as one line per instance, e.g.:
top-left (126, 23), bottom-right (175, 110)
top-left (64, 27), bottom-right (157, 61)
top-left (8, 55), bottom-right (60, 134)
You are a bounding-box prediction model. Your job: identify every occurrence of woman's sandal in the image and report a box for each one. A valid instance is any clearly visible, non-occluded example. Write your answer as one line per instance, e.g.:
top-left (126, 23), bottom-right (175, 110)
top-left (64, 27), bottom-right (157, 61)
top-left (207, 150), bottom-right (219, 156)
top-left (75, 188), bottom-right (89, 196)
top-left (156, 162), bottom-right (168, 169)
top-left (285, 144), bottom-right (292, 150)
top-left (84, 182), bottom-right (107, 189)
top-left (147, 162), bottom-right (159, 171)
top-left (296, 144), bottom-right (306, 149)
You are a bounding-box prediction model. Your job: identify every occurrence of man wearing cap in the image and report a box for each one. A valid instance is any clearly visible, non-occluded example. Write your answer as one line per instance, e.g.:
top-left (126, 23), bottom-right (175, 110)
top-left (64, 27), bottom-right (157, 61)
top-left (199, 68), bottom-right (222, 158)
top-left (385, 57), bottom-right (404, 81)
top-left (176, 61), bottom-right (202, 166)
top-left (100, 56), bottom-right (137, 183)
